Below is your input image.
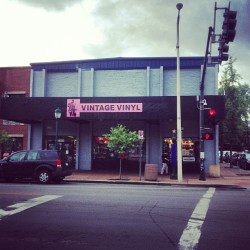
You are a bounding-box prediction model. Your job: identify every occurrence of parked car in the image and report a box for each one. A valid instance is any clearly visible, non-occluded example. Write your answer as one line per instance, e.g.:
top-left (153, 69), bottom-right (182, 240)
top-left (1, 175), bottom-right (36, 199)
top-left (231, 153), bottom-right (245, 166)
top-left (238, 154), bottom-right (250, 170)
top-left (0, 150), bottom-right (73, 184)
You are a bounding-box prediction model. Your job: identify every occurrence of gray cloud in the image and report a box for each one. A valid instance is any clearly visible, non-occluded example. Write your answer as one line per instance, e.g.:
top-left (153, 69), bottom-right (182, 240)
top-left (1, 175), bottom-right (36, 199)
top-left (9, 0), bottom-right (250, 81)
top-left (10, 0), bottom-right (82, 11)
top-left (87, 0), bottom-right (178, 57)
top-left (85, 0), bottom-right (249, 81)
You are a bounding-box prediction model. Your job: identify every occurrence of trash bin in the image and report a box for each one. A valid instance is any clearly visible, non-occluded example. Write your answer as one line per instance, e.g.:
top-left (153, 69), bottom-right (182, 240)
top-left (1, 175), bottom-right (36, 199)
top-left (144, 164), bottom-right (158, 181)
top-left (209, 164), bottom-right (221, 177)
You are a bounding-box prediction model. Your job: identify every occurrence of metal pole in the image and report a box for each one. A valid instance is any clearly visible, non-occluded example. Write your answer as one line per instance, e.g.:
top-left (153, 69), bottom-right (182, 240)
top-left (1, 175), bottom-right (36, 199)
top-left (55, 118), bottom-right (58, 150)
top-left (199, 26), bottom-right (213, 181)
top-left (176, 3), bottom-right (183, 181)
top-left (139, 140), bottom-right (142, 181)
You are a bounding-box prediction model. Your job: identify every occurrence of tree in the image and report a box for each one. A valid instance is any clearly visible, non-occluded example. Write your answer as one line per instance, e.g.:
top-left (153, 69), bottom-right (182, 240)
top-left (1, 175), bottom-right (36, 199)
top-left (219, 57), bottom-right (250, 166)
top-left (0, 130), bottom-right (10, 158)
top-left (103, 124), bottom-right (139, 179)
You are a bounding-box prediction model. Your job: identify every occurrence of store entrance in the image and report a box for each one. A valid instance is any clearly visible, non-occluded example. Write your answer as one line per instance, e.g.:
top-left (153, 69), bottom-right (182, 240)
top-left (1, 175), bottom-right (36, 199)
top-left (163, 137), bottom-right (199, 173)
top-left (45, 136), bottom-right (76, 168)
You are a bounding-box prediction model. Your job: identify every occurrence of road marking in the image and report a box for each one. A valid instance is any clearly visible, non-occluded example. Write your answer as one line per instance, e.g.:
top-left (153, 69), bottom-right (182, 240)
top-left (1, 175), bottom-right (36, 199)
top-left (178, 187), bottom-right (215, 250)
top-left (0, 195), bottom-right (62, 220)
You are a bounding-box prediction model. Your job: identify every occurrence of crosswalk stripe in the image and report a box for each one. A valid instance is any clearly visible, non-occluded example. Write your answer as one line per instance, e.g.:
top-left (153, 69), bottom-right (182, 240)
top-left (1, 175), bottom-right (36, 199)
top-left (178, 187), bottom-right (215, 250)
top-left (0, 195), bottom-right (62, 220)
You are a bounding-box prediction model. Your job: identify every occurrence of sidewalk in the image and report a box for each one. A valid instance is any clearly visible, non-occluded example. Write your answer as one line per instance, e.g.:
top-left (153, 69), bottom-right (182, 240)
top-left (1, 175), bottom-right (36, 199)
top-left (65, 163), bottom-right (250, 189)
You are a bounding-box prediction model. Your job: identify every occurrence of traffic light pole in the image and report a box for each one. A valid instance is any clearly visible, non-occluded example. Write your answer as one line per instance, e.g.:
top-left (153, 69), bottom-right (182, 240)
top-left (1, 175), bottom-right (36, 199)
top-left (199, 26), bottom-right (213, 181)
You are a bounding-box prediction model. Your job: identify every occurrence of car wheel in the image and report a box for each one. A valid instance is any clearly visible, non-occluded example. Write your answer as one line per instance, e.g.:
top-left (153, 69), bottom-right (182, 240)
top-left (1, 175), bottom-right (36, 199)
top-left (37, 170), bottom-right (51, 184)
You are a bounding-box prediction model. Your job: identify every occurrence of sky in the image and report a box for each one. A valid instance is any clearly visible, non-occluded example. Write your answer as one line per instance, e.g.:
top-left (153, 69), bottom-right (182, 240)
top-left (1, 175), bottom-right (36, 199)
top-left (0, 0), bottom-right (249, 83)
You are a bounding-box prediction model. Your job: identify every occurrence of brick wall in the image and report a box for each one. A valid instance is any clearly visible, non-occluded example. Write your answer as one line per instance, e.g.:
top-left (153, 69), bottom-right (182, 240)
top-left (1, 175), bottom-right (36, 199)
top-left (0, 67), bottom-right (30, 153)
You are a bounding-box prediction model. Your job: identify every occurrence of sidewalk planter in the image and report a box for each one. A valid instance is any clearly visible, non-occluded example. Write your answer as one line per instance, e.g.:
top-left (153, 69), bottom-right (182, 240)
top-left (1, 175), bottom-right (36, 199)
top-left (144, 164), bottom-right (158, 181)
top-left (209, 164), bottom-right (221, 177)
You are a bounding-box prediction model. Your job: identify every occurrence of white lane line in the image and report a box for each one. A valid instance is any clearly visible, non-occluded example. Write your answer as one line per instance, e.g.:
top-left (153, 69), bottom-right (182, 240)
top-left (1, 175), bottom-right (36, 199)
top-left (178, 187), bottom-right (215, 250)
top-left (0, 195), bottom-right (62, 220)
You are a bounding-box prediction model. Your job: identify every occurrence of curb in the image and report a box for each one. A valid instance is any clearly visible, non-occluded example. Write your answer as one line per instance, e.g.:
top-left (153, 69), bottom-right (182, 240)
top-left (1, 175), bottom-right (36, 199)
top-left (64, 179), bottom-right (246, 190)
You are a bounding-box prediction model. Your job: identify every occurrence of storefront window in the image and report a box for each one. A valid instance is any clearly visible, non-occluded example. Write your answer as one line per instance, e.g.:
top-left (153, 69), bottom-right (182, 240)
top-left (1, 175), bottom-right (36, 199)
top-left (182, 138), bottom-right (195, 156)
top-left (163, 137), bottom-right (199, 163)
top-left (92, 136), bottom-right (146, 162)
top-left (93, 136), bottom-right (110, 160)
top-left (45, 136), bottom-right (76, 167)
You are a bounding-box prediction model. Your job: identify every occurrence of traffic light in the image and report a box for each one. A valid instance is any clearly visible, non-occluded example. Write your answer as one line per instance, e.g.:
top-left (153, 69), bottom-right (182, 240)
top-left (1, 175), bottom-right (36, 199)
top-left (222, 9), bottom-right (237, 44)
top-left (218, 8), bottom-right (237, 63)
top-left (208, 109), bottom-right (216, 126)
top-left (202, 133), bottom-right (214, 140)
top-left (218, 37), bottom-right (229, 62)
top-left (209, 109), bottom-right (216, 116)
top-left (204, 109), bottom-right (219, 127)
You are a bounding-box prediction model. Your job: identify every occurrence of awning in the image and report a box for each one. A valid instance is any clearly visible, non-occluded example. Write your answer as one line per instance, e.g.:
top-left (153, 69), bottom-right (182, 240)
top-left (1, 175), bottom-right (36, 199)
top-left (0, 96), bottom-right (225, 124)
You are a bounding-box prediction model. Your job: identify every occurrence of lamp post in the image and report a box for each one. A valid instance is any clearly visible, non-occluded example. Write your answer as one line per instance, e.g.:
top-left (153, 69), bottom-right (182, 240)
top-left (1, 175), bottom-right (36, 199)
top-left (176, 3), bottom-right (183, 182)
top-left (54, 108), bottom-right (62, 150)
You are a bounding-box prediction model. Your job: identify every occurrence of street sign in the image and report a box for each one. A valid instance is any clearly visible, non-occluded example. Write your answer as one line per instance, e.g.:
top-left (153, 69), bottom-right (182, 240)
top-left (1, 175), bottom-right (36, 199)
top-left (138, 130), bottom-right (144, 140)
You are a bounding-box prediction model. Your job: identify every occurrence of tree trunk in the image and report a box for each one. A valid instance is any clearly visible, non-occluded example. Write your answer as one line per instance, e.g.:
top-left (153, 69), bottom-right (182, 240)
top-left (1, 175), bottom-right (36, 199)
top-left (119, 158), bottom-right (122, 180)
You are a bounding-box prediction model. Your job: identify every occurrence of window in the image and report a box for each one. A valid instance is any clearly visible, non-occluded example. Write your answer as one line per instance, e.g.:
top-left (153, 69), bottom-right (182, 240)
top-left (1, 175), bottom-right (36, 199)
top-left (9, 151), bottom-right (26, 161)
top-left (27, 151), bottom-right (38, 160)
top-left (39, 151), bottom-right (58, 160)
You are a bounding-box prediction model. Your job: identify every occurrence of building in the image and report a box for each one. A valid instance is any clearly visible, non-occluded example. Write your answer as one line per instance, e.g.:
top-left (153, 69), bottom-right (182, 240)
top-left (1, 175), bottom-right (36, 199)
top-left (0, 67), bottom-right (30, 157)
top-left (0, 57), bottom-right (225, 173)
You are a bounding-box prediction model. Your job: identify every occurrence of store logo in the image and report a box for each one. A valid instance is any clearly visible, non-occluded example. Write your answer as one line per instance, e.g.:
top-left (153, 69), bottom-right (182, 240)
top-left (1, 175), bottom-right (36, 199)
top-left (67, 99), bottom-right (143, 117)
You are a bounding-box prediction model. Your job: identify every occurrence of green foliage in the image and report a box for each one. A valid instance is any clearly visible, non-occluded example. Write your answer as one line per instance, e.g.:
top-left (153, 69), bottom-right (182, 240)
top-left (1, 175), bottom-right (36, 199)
top-left (0, 130), bottom-right (9, 145)
top-left (103, 124), bottom-right (139, 156)
top-left (0, 130), bottom-right (10, 157)
top-left (219, 57), bottom-right (250, 149)
top-left (103, 124), bottom-right (140, 179)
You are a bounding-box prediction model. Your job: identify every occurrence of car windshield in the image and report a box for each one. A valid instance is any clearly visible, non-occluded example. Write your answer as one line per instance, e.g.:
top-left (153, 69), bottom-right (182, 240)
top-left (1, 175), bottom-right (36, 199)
top-left (9, 151), bottom-right (26, 161)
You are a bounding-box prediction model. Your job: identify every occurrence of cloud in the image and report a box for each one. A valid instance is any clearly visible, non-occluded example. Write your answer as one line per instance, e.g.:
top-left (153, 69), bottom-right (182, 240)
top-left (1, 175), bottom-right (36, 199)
top-left (86, 0), bottom-right (249, 81)
top-left (10, 0), bottom-right (83, 11)
top-left (87, 1), bottom-right (213, 56)
top-left (5, 0), bottom-right (250, 81)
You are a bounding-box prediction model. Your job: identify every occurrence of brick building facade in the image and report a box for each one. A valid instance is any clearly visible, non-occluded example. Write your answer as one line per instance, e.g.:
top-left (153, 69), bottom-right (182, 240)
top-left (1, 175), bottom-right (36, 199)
top-left (0, 67), bottom-right (30, 157)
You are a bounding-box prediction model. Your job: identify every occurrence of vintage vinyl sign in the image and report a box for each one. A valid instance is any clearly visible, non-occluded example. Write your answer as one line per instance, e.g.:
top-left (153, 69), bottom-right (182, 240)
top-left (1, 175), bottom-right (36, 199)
top-left (67, 99), bottom-right (143, 117)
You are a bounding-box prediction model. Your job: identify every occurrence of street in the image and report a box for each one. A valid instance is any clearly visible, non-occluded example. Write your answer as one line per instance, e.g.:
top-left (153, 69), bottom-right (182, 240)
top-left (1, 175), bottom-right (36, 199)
top-left (0, 182), bottom-right (250, 250)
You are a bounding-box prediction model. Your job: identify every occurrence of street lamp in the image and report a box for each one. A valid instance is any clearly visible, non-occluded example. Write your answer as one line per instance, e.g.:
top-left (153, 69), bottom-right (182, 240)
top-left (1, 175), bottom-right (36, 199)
top-left (54, 108), bottom-right (62, 150)
top-left (176, 3), bottom-right (183, 182)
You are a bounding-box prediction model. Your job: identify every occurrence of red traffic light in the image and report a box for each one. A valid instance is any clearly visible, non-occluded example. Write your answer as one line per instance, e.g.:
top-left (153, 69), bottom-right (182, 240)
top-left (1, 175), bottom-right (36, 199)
top-left (202, 133), bottom-right (214, 140)
top-left (209, 109), bottom-right (216, 116)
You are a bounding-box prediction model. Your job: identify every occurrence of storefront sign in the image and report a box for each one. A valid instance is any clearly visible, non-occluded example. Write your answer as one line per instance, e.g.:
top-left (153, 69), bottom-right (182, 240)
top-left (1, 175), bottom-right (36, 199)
top-left (67, 99), bottom-right (143, 117)
top-left (183, 156), bottom-right (195, 162)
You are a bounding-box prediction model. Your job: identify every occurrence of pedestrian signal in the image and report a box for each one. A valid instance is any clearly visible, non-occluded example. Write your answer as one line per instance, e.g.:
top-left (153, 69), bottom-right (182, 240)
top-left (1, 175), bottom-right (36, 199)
top-left (202, 133), bottom-right (214, 140)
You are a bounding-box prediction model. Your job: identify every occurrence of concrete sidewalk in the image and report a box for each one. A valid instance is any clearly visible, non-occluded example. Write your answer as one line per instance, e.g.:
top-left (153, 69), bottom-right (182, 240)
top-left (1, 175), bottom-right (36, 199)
top-left (65, 163), bottom-right (250, 188)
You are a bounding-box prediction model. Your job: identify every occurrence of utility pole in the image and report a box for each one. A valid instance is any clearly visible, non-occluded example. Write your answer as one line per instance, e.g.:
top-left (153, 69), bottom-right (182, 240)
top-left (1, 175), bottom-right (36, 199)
top-left (176, 3), bottom-right (183, 182)
top-left (199, 26), bottom-right (213, 181)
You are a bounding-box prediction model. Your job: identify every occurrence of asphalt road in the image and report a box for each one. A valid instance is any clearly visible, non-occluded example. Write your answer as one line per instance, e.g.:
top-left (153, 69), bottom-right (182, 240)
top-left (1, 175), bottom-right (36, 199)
top-left (0, 182), bottom-right (250, 250)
